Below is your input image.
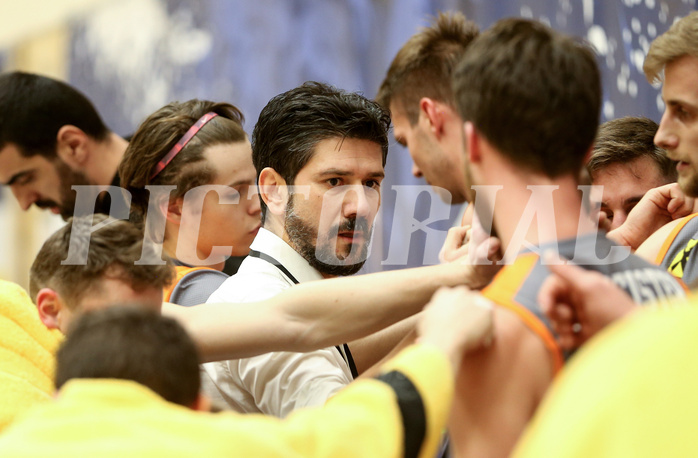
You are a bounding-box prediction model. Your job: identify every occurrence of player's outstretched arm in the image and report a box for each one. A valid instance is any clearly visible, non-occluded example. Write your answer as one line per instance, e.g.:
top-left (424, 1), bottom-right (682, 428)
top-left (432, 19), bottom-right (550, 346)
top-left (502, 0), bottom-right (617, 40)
top-left (163, 262), bottom-right (480, 362)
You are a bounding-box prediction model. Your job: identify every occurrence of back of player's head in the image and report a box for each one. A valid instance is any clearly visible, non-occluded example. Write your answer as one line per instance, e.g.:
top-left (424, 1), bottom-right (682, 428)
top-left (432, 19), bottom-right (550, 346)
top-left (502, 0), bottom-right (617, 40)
top-left (644, 11), bottom-right (698, 83)
top-left (376, 11), bottom-right (479, 124)
top-left (29, 214), bottom-right (174, 309)
top-left (454, 18), bottom-right (601, 178)
top-left (0, 71), bottom-right (109, 158)
top-left (55, 306), bottom-right (200, 408)
top-left (588, 116), bottom-right (676, 183)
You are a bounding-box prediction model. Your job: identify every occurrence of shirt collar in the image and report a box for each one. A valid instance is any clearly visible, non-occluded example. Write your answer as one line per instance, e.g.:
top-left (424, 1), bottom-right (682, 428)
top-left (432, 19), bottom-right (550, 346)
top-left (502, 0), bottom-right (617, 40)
top-left (249, 228), bottom-right (324, 283)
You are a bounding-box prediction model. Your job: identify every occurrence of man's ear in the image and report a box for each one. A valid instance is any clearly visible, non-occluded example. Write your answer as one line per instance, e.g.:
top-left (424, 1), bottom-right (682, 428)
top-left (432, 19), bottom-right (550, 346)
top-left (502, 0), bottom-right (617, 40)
top-left (162, 197), bottom-right (183, 225)
top-left (55, 125), bottom-right (90, 168)
top-left (191, 394), bottom-right (212, 412)
top-left (464, 121), bottom-right (481, 164)
top-left (419, 97), bottom-right (445, 139)
top-left (258, 167), bottom-right (288, 216)
top-left (35, 288), bottom-right (63, 330)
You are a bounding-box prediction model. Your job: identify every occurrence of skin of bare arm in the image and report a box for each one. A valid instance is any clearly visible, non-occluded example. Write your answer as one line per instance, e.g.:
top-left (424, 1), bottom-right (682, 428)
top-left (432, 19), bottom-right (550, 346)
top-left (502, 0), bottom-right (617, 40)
top-left (449, 307), bottom-right (554, 458)
top-left (348, 314), bottom-right (419, 376)
top-left (162, 262), bottom-right (475, 363)
top-left (634, 217), bottom-right (685, 264)
top-left (354, 318), bottom-right (420, 379)
top-left (348, 209), bottom-right (502, 377)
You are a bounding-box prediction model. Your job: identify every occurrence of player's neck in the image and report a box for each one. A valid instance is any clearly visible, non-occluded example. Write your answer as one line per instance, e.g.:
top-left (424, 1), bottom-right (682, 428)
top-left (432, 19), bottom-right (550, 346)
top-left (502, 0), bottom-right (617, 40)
top-left (492, 173), bottom-right (597, 261)
top-left (86, 133), bottom-right (128, 185)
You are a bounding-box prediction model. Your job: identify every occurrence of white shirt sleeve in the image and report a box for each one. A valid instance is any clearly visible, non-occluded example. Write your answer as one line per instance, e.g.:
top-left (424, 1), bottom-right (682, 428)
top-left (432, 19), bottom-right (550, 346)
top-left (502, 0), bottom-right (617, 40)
top-left (235, 348), bottom-right (353, 418)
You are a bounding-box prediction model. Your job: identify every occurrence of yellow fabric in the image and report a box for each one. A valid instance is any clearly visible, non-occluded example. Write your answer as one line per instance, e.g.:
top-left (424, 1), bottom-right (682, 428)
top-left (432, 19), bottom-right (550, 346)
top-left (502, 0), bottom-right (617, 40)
top-left (0, 280), bottom-right (63, 432)
top-left (0, 344), bottom-right (452, 458)
top-left (514, 303), bottom-right (698, 457)
top-left (380, 343), bottom-right (454, 458)
top-left (163, 265), bottom-right (216, 302)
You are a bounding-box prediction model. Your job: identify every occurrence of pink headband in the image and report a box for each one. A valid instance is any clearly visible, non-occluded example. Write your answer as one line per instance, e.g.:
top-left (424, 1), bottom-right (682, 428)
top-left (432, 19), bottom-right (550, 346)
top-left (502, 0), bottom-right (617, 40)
top-left (149, 112), bottom-right (219, 180)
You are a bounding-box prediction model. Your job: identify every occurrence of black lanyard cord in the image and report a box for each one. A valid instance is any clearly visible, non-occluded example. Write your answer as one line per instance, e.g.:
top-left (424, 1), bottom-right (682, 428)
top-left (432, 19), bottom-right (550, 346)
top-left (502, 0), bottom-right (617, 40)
top-left (247, 249), bottom-right (359, 379)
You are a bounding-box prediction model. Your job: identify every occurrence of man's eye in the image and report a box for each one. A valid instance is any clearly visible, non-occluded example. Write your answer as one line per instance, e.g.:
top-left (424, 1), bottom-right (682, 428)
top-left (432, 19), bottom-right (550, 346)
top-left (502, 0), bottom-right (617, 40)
top-left (16, 174), bottom-right (33, 186)
top-left (676, 106), bottom-right (692, 121)
top-left (327, 178), bottom-right (341, 187)
top-left (365, 180), bottom-right (380, 189)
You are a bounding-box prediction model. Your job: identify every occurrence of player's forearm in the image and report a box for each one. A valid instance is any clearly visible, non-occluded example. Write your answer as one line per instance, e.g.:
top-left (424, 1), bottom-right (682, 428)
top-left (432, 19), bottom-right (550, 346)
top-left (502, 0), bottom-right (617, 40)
top-left (165, 263), bottom-right (474, 362)
top-left (286, 262), bottom-right (475, 350)
top-left (162, 301), bottom-right (302, 362)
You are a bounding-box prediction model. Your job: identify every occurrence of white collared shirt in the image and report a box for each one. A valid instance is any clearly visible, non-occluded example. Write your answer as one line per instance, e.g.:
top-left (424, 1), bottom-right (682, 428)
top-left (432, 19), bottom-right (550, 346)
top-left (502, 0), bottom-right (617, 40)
top-left (201, 228), bottom-right (354, 418)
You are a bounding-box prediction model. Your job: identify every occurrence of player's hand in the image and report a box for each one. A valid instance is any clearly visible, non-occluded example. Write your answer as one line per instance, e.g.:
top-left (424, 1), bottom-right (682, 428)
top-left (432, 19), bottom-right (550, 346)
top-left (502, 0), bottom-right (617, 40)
top-left (439, 224), bottom-right (472, 263)
top-left (439, 212), bottom-right (502, 289)
top-left (418, 286), bottom-right (495, 371)
top-left (596, 209), bottom-right (612, 232)
top-left (609, 183), bottom-right (697, 249)
top-left (538, 255), bottom-right (637, 350)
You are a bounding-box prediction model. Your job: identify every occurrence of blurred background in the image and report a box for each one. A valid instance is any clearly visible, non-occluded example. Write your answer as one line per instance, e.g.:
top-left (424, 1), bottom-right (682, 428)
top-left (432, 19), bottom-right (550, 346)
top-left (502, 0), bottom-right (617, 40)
top-left (1, 0), bottom-right (695, 290)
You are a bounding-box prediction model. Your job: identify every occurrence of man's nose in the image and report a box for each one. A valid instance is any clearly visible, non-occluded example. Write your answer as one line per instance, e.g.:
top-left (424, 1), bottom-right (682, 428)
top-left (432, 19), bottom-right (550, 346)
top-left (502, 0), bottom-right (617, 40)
top-left (655, 111), bottom-right (678, 150)
top-left (342, 185), bottom-right (373, 219)
top-left (11, 187), bottom-right (37, 211)
top-left (412, 163), bottom-right (423, 178)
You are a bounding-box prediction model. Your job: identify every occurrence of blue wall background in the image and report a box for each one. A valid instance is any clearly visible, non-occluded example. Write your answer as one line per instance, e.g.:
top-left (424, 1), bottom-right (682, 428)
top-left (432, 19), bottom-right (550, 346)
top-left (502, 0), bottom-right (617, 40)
top-left (68, 0), bottom-right (697, 272)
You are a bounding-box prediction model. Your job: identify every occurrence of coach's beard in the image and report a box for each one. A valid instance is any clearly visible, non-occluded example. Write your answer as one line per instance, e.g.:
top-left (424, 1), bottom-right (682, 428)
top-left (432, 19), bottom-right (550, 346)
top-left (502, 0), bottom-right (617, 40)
top-left (285, 201), bottom-right (371, 277)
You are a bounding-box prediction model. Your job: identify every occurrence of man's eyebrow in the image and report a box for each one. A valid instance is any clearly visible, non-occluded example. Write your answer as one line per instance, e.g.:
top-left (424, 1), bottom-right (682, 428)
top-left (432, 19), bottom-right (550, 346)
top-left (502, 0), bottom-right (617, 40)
top-left (666, 98), bottom-right (698, 111)
top-left (3, 170), bottom-right (31, 186)
top-left (317, 169), bottom-right (352, 178)
top-left (622, 195), bottom-right (643, 207)
top-left (226, 178), bottom-right (255, 187)
top-left (316, 169), bottom-right (385, 179)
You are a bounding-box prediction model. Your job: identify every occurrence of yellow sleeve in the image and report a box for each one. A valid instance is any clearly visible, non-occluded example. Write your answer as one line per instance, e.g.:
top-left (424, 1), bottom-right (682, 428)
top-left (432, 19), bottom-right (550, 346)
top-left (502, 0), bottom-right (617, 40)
top-left (0, 280), bottom-right (63, 432)
top-left (378, 343), bottom-right (454, 458)
top-left (513, 306), bottom-right (698, 458)
top-left (0, 344), bottom-right (453, 457)
top-left (220, 343), bottom-right (453, 458)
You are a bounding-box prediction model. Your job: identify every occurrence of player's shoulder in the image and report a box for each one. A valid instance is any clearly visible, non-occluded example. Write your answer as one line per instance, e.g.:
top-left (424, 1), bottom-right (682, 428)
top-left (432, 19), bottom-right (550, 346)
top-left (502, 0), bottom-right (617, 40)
top-left (636, 213), bottom-right (698, 264)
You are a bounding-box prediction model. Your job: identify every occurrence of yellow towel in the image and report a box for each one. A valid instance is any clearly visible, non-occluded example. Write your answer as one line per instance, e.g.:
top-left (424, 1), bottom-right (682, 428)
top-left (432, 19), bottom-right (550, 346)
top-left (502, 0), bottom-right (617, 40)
top-left (0, 280), bottom-right (62, 432)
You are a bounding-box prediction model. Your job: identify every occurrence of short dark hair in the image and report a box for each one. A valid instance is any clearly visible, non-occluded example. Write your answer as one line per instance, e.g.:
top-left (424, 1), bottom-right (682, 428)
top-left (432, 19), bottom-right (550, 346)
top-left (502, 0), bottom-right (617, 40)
top-left (453, 19), bottom-right (601, 177)
top-left (252, 81), bottom-right (390, 222)
top-left (588, 116), bottom-right (677, 182)
top-left (55, 306), bottom-right (201, 408)
top-left (0, 71), bottom-right (110, 157)
top-left (119, 99), bottom-right (247, 219)
top-left (376, 11), bottom-right (479, 123)
top-left (29, 214), bottom-right (174, 308)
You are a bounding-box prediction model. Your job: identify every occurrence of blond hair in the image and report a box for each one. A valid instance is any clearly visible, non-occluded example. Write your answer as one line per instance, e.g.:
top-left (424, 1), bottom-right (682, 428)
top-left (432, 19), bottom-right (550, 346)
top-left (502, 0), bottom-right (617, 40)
top-left (644, 11), bottom-right (698, 83)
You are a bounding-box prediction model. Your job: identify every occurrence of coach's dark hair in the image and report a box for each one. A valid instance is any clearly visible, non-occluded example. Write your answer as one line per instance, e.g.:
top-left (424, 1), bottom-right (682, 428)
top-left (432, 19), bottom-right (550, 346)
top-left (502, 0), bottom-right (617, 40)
top-left (252, 81), bottom-right (390, 223)
top-left (454, 19), bottom-right (601, 177)
top-left (0, 71), bottom-right (109, 157)
top-left (55, 306), bottom-right (201, 407)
